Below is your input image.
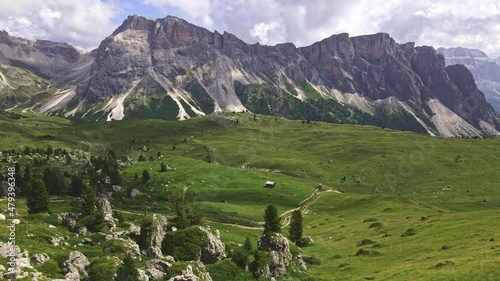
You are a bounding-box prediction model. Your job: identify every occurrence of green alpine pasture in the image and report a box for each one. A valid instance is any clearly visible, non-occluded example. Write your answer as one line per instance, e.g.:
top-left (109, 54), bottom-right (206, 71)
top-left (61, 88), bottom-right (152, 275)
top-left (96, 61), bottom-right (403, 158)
top-left (0, 111), bottom-right (499, 280)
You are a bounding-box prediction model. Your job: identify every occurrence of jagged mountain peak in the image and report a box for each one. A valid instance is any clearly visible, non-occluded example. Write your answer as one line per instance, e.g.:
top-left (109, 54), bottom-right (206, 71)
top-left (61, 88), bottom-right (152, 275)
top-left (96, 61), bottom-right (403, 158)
top-left (1, 14), bottom-right (499, 137)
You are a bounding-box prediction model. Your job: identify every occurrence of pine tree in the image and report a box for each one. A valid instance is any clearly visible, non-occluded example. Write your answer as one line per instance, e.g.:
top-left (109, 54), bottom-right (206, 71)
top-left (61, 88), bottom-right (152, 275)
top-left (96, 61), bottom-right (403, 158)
top-left (243, 237), bottom-right (253, 252)
top-left (289, 210), bottom-right (303, 243)
top-left (81, 185), bottom-right (97, 216)
top-left (69, 175), bottom-right (84, 197)
top-left (115, 254), bottom-right (139, 281)
top-left (142, 170), bottom-right (150, 182)
top-left (263, 205), bottom-right (281, 234)
top-left (26, 179), bottom-right (49, 214)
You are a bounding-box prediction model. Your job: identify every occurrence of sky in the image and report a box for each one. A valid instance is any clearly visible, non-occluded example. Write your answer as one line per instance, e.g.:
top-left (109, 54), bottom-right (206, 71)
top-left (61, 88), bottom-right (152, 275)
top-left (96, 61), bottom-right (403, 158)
top-left (0, 0), bottom-right (499, 57)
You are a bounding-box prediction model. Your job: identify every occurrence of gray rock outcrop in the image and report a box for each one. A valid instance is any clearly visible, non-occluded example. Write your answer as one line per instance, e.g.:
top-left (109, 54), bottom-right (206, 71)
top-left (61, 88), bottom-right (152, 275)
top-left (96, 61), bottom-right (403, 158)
top-left (31, 253), bottom-right (50, 264)
top-left (198, 227), bottom-right (226, 264)
top-left (130, 189), bottom-right (140, 197)
top-left (168, 264), bottom-right (212, 281)
top-left (60, 213), bottom-right (78, 230)
top-left (255, 233), bottom-right (293, 279)
top-left (143, 214), bottom-right (168, 258)
top-left (144, 259), bottom-right (172, 280)
top-left (61, 251), bottom-right (90, 280)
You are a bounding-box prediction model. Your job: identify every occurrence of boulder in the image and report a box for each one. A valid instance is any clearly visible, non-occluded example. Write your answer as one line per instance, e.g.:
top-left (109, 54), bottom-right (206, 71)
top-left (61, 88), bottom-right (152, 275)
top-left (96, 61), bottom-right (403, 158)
top-left (112, 185), bottom-right (124, 192)
top-left (49, 236), bottom-right (63, 246)
top-left (130, 189), bottom-right (140, 198)
top-left (144, 259), bottom-right (172, 280)
top-left (255, 233), bottom-right (293, 279)
top-left (297, 236), bottom-right (315, 247)
top-left (16, 257), bottom-right (31, 268)
top-left (138, 269), bottom-right (150, 281)
top-left (31, 253), bottom-right (50, 264)
top-left (168, 263), bottom-right (212, 281)
top-left (60, 213), bottom-right (78, 230)
top-left (77, 227), bottom-right (87, 235)
top-left (97, 197), bottom-right (113, 215)
top-left (293, 255), bottom-right (307, 271)
top-left (144, 214), bottom-right (168, 258)
top-left (0, 242), bottom-right (20, 258)
top-left (199, 227), bottom-right (226, 264)
top-left (126, 223), bottom-right (141, 236)
top-left (62, 251), bottom-right (90, 280)
top-left (104, 213), bottom-right (117, 231)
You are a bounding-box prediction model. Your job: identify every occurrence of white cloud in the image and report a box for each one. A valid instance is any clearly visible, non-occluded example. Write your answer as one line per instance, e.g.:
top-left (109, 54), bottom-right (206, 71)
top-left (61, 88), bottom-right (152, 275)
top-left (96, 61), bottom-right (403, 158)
top-left (143, 0), bottom-right (213, 27)
top-left (0, 0), bottom-right (499, 58)
top-left (0, 0), bottom-right (121, 50)
top-left (206, 0), bottom-right (500, 57)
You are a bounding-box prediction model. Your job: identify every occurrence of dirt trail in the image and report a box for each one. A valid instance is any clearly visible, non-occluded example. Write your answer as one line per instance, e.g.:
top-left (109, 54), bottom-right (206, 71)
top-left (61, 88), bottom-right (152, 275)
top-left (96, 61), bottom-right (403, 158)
top-left (210, 188), bottom-right (342, 230)
top-left (113, 188), bottom-right (342, 231)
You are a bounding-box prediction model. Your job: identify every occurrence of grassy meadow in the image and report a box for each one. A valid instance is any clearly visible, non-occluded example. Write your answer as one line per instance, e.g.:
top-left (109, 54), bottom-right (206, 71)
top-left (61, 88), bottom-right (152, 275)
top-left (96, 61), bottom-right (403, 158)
top-left (0, 110), bottom-right (499, 280)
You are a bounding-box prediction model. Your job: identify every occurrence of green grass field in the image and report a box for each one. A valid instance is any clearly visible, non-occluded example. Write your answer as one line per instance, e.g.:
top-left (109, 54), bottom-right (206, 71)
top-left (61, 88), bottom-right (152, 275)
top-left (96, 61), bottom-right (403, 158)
top-left (0, 111), bottom-right (499, 280)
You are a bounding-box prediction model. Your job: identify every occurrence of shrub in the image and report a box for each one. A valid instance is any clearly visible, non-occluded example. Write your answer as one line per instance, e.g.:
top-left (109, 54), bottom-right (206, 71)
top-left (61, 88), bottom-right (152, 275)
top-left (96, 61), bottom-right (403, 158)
top-left (87, 256), bottom-right (120, 281)
top-left (161, 226), bottom-right (208, 261)
top-left (115, 255), bottom-right (139, 281)
top-left (230, 246), bottom-right (251, 268)
top-left (297, 236), bottom-right (314, 247)
top-left (289, 243), bottom-right (301, 258)
top-left (355, 248), bottom-right (382, 256)
top-left (206, 260), bottom-right (252, 281)
top-left (368, 222), bottom-right (383, 228)
top-left (357, 239), bottom-right (377, 246)
top-left (440, 245), bottom-right (451, 250)
top-left (103, 240), bottom-right (128, 257)
top-left (401, 228), bottom-right (416, 237)
top-left (302, 255), bottom-right (321, 265)
top-left (38, 259), bottom-right (64, 278)
top-left (252, 250), bottom-right (272, 272)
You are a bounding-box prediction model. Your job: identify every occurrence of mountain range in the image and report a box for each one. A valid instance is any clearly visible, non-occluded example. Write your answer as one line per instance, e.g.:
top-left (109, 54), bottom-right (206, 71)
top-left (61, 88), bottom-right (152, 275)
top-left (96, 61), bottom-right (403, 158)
top-left (0, 15), bottom-right (499, 137)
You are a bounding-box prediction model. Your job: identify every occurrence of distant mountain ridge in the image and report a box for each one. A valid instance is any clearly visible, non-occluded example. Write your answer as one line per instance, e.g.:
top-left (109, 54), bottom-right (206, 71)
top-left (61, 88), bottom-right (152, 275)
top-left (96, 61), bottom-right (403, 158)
top-left (437, 47), bottom-right (500, 113)
top-left (0, 15), bottom-right (499, 137)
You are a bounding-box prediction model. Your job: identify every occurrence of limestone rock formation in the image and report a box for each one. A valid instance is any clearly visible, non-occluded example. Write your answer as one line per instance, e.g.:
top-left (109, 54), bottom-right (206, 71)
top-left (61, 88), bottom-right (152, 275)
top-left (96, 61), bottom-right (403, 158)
top-left (438, 47), bottom-right (500, 113)
top-left (198, 226), bottom-right (226, 264)
top-left (1, 16), bottom-right (499, 136)
top-left (144, 214), bottom-right (168, 258)
top-left (31, 253), bottom-right (50, 264)
top-left (167, 264), bottom-right (212, 281)
top-left (144, 259), bottom-right (172, 280)
top-left (61, 251), bottom-right (90, 280)
top-left (255, 233), bottom-right (293, 278)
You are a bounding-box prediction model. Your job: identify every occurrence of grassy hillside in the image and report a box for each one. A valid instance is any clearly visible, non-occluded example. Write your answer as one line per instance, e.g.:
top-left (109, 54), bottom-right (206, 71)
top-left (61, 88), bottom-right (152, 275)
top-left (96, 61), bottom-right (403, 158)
top-left (0, 111), bottom-right (499, 280)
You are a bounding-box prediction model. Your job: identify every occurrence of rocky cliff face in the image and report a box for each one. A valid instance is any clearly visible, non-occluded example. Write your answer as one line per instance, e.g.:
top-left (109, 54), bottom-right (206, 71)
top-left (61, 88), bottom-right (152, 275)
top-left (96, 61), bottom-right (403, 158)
top-left (1, 15), bottom-right (499, 136)
top-left (438, 47), bottom-right (500, 113)
top-left (0, 30), bottom-right (93, 83)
